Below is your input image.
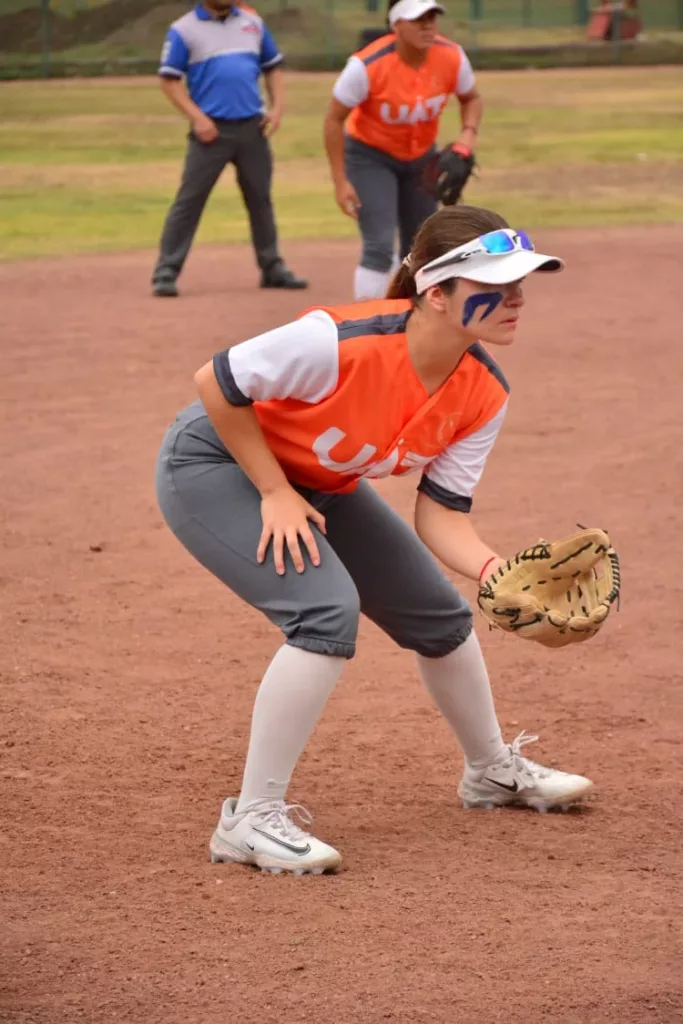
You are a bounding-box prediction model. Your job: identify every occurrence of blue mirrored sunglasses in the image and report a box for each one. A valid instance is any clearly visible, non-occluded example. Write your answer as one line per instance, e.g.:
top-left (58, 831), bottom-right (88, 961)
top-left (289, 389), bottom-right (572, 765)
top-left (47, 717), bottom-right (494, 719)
top-left (461, 229), bottom-right (534, 259)
top-left (423, 230), bottom-right (535, 276)
top-left (430, 230), bottom-right (535, 271)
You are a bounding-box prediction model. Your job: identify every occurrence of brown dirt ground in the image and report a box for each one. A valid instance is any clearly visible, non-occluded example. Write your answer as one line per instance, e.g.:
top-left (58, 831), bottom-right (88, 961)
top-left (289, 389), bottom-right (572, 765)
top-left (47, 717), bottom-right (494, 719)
top-left (1, 227), bottom-right (682, 1024)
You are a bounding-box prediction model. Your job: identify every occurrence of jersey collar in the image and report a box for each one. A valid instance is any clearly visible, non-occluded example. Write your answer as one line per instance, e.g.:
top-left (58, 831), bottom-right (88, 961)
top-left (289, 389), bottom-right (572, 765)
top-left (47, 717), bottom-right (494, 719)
top-left (195, 3), bottom-right (238, 21)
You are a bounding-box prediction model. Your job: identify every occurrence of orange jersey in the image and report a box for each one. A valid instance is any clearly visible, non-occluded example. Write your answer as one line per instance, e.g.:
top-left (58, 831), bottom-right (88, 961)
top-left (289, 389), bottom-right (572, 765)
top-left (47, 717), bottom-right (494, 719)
top-left (343, 34), bottom-right (464, 161)
top-left (213, 300), bottom-right (510, 510)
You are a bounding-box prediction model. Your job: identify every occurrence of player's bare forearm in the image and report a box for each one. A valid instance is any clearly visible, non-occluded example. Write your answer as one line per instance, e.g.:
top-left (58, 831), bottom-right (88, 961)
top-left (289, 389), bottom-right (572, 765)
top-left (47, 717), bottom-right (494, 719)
top-left (414, 492), bottom-right (502, 582)
top-left (263, 67), bottom-right (284, 116)
top-left (456, 89), bottom-right (483, 151)
top-left (159, 77), bottom-right (205, 123)
top-left (323, 100), bottom-right (351, 186)
top-left (194, 362), bottom-right (290, 498)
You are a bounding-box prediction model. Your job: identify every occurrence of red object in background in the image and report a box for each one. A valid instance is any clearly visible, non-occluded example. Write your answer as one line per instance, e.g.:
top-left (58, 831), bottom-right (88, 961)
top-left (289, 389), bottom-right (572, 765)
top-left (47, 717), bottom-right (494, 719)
top-left (586, 0), bottom-right (643, 40)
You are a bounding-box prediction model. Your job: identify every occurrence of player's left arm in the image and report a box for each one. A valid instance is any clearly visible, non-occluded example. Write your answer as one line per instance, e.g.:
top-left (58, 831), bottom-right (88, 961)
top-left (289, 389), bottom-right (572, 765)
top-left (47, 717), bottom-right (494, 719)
top-left (414, 402), bottom-right (506, 582)
top-left (262, 67), bottom-right (284, 134)
top-left (260, 22), bottom-right (284, 135)
top-left (415, 500), bottom-right (503, 583)
top-left (451, 46), bottom-right (483, 154)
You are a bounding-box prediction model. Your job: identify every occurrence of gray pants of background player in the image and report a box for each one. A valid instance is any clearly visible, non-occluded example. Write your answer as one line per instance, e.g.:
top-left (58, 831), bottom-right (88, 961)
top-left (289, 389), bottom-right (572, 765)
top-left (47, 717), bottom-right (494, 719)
top-left (345, 137), bottom-right (438, 273)
top-left (155, 402), bottom-right (473, 659)
top-left (153, 115), bottom-right (280, 285)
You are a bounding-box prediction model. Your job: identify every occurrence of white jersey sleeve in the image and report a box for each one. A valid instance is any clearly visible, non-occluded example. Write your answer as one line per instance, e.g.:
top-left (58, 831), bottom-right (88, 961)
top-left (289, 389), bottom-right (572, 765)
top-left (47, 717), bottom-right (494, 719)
top-left (213, 309), bottom-right (340, 406)
top-left (454, 46), bottom-right (476, 96)
top-left (332, 56), bottom-right (370, 109)
top-left (417, 401), bottom-right (508, 511)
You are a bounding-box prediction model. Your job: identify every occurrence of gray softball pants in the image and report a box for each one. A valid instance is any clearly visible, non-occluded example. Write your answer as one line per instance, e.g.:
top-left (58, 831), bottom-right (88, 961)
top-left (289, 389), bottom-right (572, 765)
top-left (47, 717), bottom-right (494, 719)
top-left (155, 402), bottom-right (473, 660)
top-left (345, 137), bottom-right (438, 273)
top-left (153, 115), bottom-right (280, 284)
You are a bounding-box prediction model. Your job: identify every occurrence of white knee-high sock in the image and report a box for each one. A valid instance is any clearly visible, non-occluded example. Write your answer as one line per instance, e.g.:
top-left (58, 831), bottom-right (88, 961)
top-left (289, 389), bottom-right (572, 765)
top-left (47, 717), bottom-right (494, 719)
top-left (416, 632), bottom-right (507, 770)
top-left (354, 266), bottom-right (391, 300)
top-left (236, 645), bottom-right (346, 812)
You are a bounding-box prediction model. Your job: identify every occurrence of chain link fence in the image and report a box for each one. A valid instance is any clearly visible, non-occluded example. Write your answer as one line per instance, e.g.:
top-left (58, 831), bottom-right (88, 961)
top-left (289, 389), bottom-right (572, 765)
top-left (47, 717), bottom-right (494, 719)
top-left (1, 0), bottom-right (682, 77)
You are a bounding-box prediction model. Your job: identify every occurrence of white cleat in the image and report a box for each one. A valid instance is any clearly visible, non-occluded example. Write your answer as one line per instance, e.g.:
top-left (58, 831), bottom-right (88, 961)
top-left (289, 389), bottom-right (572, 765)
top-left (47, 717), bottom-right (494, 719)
top-left (458, 731), bottom-right (594, 813)
top-left (209, 798), bottom-right (342, 875)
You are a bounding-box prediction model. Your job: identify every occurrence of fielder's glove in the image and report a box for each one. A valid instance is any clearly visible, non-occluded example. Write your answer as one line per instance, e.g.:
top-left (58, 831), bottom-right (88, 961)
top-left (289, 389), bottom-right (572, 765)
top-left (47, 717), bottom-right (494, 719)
top-left (477, 527), bottom-right (621, 649)
top-left (422, 142), bottom-right (476, 206)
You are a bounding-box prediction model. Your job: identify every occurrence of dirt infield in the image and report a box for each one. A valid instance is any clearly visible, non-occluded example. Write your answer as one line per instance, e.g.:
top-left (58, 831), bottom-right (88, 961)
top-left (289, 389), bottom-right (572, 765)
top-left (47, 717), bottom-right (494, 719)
top-left (2, 227), bottom-right (682, 1024)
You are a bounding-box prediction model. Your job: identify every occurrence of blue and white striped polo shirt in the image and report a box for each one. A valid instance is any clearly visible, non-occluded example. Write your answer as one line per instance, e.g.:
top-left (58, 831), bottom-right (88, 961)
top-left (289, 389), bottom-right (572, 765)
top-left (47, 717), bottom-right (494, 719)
top-left (159, 4), bottom-right (283, 120)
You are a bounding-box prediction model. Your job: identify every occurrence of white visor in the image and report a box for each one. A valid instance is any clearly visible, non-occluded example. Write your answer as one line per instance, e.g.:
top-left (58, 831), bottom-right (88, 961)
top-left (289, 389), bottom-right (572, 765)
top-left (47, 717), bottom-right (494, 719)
top-left (414, 244), bottom-right (564, 295)
top-left (389, 0), bottom-right (446, 26)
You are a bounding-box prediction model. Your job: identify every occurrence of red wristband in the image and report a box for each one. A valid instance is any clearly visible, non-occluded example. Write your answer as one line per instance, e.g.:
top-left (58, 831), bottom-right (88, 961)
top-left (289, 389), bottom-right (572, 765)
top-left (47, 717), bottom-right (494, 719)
top-left (478, 556), bottom-right (497, 584)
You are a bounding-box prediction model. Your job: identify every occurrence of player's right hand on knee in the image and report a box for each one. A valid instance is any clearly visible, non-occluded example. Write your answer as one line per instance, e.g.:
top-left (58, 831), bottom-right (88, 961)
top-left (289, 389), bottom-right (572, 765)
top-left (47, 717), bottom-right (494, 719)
top-left (258, 486), bottom-right (326, 575)
top-left (334, 180), bottom-right (361, 219)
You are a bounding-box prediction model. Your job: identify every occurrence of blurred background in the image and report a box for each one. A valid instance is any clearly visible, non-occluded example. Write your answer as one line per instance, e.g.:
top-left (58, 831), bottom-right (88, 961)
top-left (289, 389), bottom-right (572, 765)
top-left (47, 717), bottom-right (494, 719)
top-left (1, 1), bottom-right (681, 261)
top-left (2, 0), bottom-right (683, 78)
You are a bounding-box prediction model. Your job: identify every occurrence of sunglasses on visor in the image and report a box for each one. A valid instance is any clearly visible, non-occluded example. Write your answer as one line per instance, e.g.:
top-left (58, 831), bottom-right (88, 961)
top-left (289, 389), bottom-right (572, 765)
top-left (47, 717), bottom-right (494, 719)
top-left (429, 230), bottom-right (535, 272)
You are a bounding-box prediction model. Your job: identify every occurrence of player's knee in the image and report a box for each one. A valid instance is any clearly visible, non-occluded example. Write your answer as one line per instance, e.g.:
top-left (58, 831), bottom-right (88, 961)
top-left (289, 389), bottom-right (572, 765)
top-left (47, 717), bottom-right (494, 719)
top-left (402, 599), bottom-right (474, 659)
top-left (361, 238), bottom-right (394, 273)
top-left (285, 589), bottom-right (361, 660)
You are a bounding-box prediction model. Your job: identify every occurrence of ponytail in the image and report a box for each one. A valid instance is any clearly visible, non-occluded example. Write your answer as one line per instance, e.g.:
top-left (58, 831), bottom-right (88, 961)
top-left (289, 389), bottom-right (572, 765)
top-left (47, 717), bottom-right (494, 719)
top-left (386, 260), bottom-right (417, 299)
top-left (385, 205), bottom-right (510, 302)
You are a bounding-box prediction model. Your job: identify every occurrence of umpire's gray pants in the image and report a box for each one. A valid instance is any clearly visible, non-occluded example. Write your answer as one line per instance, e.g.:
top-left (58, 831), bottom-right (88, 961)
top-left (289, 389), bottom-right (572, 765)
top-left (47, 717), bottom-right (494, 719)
top-left (345, 137), bottom-right (438, 273)
top-left (155, 402), bottom-right (473, 660)
top-left (153, 115), bottom-right (280, 284)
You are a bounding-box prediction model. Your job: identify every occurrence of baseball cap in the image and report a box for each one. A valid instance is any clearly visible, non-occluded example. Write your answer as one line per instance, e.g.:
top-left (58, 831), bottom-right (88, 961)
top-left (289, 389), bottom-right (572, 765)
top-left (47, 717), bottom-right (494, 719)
top-left (388, 0), bottom-right (446, 26)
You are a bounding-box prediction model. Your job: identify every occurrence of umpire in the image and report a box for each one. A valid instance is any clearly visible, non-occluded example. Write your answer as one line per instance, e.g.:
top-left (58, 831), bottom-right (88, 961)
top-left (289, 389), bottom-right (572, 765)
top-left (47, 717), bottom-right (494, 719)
top-left (152, 0), bottom-right (308, 296)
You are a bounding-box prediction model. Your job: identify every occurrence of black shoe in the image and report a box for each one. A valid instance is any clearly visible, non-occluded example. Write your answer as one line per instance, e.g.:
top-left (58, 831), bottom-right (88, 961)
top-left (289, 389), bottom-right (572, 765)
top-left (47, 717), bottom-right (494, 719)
top-left (152, 279), bottom-right (179, 297)
top-left (260, 262), bottom-right (308, 290)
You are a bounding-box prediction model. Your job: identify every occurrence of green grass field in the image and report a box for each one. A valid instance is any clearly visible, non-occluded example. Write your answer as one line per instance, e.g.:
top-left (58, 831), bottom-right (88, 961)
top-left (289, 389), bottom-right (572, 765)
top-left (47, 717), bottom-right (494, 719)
top-left (0, 66), bottom-right (682, 260)
top-left (1, 0), bottom-right (681, 79)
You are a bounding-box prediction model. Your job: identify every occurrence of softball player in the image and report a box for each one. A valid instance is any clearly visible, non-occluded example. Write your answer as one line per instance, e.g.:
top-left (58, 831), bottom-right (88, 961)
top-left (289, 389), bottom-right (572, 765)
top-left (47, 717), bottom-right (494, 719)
top-left (323, 0), bottom-right (482, 301)
top-left (155, 204), bottom-right (593, 876)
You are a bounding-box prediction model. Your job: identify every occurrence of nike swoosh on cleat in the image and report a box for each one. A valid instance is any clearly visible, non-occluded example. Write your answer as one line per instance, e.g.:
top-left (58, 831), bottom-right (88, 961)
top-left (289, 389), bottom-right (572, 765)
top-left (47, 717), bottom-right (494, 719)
top-left (244, 842), bottom-right (255, 851)
top-left (486, 777), bottom-right (519, 792)
top-left (252, 828), bottom-right (311, 856)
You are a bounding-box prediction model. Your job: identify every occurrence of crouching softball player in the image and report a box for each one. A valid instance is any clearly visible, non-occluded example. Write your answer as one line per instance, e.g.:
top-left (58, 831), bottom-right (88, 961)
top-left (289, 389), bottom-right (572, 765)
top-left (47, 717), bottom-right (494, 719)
top-left (155, 204), bottom-right (593, 875)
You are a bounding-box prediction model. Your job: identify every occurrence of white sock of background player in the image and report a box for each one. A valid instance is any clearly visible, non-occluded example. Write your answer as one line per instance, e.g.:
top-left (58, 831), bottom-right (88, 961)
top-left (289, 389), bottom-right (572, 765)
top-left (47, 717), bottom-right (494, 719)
top-left (353, 265), bottom-right (391, 300)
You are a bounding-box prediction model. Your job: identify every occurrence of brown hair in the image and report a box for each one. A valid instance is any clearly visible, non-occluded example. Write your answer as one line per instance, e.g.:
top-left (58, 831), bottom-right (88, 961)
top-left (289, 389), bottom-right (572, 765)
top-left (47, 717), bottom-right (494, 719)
top-left (386, 205), bottom-right (509, 301)
top-left (386, 0), bottom-right (401, 27)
